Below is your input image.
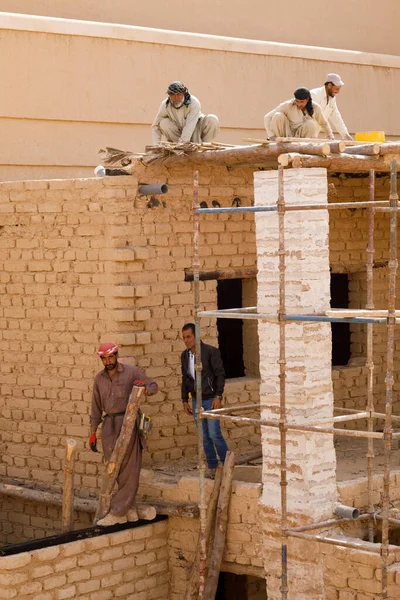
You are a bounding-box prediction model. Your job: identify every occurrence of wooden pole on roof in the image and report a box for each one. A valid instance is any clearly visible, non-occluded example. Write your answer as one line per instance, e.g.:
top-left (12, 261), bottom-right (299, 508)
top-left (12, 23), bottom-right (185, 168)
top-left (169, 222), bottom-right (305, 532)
top-left (278, 152), bottom-right (396, 172)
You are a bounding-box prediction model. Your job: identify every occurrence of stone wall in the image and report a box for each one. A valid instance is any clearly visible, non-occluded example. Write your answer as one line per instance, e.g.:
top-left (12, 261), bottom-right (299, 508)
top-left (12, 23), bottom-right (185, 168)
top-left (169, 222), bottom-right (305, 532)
top-left (0, 165), bottom-right (398, 495)
top-left (329, 173), bottom-right (400, 423)
top-left (0, 520), bottom-right (169, 599)
top-left (0, 494), bottom-right (92, 545)
top-left (0, 166), bottom-right (260, 495)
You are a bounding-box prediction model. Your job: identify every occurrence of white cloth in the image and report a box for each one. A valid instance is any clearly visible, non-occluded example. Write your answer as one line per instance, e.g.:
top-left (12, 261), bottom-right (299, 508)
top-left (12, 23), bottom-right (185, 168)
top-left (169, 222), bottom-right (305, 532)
top-left (310, 86), bottom-right (349, 138)
top-left (152, 95), bottom-right (219, 144)
top-left (188, 351), bottom-right (195, 379)
top-left (264, 99), bottom-right (333, 139)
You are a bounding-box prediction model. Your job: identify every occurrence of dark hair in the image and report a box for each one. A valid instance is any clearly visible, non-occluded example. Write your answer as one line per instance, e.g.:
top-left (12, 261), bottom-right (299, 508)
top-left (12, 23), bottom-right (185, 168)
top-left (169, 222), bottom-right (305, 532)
top-left (294, 87), bottom-right (314, 117)
top-left (182, 323), bottom-right (195, 335)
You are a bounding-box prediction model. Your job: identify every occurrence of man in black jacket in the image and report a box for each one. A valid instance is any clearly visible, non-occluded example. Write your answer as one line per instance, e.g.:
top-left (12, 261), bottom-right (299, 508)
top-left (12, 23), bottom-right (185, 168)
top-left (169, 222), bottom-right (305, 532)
top-left (181, 323), bottom-right (229, 473)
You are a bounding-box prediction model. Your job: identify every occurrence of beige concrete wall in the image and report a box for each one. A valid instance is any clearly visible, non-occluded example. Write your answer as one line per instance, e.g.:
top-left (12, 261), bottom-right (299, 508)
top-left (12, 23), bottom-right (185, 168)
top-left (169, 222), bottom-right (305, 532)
top-left (1, 1), bottom-right (399, 55)
top-left (1, 13), bottom-right (400, 181)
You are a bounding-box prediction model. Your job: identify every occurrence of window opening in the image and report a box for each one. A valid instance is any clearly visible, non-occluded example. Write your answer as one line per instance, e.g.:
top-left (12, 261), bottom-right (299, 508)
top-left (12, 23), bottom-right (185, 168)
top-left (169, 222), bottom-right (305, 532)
top-left (331, 273), bottom-right (351, 366)
top-left (217, 279), bottom-right (245, 378)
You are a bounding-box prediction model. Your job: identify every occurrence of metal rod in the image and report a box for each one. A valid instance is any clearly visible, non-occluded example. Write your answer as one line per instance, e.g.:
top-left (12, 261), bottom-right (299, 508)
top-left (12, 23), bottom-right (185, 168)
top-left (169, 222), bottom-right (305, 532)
top-left (287, 513), bottom-right (370, 533)
top-left (200, 412), bottom-right (386, 438)
top-left (287, 531), bottom-right (382, 554)
top-left (304, 412), bottom-right (369, 426)
top-left (192, 170), bottom-right (207, 600)
top-left (381, 158), bottom-right (398, 600)
top-left (197, 309), bottom-right (395, 324)
top-left (204, 403), bottom-right (261, 414)
top-left (366, 169), bottom-right (376, 544)
top-left (196, 200), bottom-right (394, 215)
top-left (277, 166), bottom-right (288, 600)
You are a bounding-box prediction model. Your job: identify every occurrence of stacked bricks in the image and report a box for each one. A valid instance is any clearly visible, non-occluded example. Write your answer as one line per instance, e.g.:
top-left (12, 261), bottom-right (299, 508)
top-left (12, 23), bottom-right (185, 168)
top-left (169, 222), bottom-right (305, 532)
top-left (0, 495), bottom-right (92, 545)
top-left (254, 168), bottom-right (338, 600)
top-left (329, 173), bottom-right (400, 423)
top-left (138, 474), bottom-right (265, 600)
top-left (0, 520), bottom-right (169, 600)
top-left (0, 165), bottom-right (260, 496)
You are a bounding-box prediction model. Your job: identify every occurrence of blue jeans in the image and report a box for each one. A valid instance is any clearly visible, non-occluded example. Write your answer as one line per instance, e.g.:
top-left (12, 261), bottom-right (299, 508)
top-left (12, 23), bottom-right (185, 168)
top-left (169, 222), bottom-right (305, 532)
top-left (192, 398), bottom-right (229, 468)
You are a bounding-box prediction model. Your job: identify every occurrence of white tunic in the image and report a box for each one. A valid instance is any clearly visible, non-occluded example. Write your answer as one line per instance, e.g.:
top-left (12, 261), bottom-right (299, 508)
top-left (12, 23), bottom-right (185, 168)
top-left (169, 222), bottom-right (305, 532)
top-left (264, 99), bottom-right (333, 138)
top-left (152, 95), bottom-right (203, 143)
top-left (310, 86), bottom-right (349, 138)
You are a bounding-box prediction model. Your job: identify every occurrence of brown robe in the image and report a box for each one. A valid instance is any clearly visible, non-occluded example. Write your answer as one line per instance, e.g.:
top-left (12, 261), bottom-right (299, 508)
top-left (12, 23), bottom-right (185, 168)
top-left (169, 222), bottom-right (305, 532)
top-left (91, 362), bottom-right (158, 516)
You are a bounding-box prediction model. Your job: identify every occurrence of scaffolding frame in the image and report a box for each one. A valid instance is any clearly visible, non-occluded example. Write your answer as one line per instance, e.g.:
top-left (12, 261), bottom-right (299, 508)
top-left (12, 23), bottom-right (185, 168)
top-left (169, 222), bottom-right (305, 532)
top-left (192, 160), bottom-right (399, 600)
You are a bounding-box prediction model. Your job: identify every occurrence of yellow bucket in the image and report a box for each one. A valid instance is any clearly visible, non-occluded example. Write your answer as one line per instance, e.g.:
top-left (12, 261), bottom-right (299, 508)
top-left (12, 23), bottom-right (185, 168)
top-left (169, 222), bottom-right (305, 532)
top-left (355, 131), bottom-right (385, 143)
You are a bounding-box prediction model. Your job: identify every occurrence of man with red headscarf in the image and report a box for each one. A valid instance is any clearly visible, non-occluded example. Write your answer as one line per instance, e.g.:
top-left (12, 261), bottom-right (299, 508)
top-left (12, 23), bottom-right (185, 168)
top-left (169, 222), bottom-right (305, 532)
top-left (90, 342), bottom-right (158, 526)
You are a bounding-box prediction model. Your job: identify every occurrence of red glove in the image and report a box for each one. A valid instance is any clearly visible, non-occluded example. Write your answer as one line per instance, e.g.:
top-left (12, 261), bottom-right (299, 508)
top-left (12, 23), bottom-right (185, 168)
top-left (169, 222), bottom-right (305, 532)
top-left (133, 380), bottom-right (146, 389)
top-left (89, 433), bottom-right (97, 452)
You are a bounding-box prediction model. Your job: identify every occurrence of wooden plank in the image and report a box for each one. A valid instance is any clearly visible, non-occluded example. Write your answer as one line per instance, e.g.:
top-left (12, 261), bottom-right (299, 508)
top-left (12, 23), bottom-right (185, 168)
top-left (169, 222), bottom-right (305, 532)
top-left (61, 439), bottom-right (77, 533)
top-left (184, 465), bottom-right (223, 600)
top-left (204, 452), bottom-right (236, 599)
top-left (184, 268), bottom-right (257, 282)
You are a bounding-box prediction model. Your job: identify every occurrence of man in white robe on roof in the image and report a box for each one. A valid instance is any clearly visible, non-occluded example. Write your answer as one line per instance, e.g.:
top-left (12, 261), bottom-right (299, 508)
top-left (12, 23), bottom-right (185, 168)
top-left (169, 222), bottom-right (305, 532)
top-left (151, 81), bottom-right (220, 144)
top-left (310, 73), bottom-right (352, 140)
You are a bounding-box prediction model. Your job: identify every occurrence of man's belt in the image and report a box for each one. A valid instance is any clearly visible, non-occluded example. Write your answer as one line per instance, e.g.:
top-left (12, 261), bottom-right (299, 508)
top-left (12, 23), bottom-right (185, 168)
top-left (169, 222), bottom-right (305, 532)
top-left (104, 411), bottom-right (126, 431)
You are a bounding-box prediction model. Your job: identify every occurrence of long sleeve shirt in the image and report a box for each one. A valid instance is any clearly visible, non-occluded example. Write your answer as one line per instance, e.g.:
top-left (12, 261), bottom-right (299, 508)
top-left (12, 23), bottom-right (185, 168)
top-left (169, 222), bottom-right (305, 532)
top-left (310, 86), bottom-right (349, 138)
top-left (264, 98), bottom-right (333, 138)
top-left (90, 363), bottom-right (158, 429)
top-left (151, 95), bottom-right (203, 143)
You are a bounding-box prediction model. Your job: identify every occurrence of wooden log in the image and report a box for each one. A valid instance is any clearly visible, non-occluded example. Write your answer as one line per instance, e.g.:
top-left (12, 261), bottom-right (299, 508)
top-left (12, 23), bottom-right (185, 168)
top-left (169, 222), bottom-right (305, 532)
top-left (379, 143), bottom-right (400, 155)
top-left (61, 439), bottom-right (77, 533)
top-left (278, 153), bottom-right (302, 168)
top-left (0, 483), bottom-right (195, 520)
top-left (154, 143), bottom-right (340, 169)
top-left (244, 137), bottom-right (370, 145)
top-left (240, 140), bottom-right (332, 156)
top-left (204, 452), bottom-right (236, 600)
top-left (328, 141), bottom-right (346, 154)
top-left (278, 153), bottom-right (397, 172)
top-left (185, 267), bottom-right (257, 282)
top-left (184, 465), bottom-right (223, 600)
top-left (94, 385), bottom-right (144, 523)
top-left (344, 144), bottom-right (380, 156)
top-left (236, 450), bottom-right (262, 465)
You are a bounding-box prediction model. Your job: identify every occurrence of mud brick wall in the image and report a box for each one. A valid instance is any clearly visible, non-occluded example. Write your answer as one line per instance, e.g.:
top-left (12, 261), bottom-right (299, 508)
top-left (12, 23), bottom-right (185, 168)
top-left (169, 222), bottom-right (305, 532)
top-left (0, 520), bottom-right (169, 600)
top-left (136, 471), bottom-right (264, 599)
top-left (0, 165), bottom-right (261, 494)
top-left (329, 173), bottom-right (400, 423)
top-left (0, 495), bottom-right (92, 546)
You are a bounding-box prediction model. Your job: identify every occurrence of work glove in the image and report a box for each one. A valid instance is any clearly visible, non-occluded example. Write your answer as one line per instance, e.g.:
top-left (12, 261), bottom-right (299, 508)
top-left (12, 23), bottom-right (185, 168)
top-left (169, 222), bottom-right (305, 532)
top-left (89, 433), bottom-right (98, 452)
top-left (133, 380), bottom-right (146, 389)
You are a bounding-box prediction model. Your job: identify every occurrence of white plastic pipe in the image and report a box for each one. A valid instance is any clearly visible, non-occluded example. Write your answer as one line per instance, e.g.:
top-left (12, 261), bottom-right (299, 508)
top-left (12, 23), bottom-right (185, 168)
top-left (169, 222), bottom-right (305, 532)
top-left (334, 503), bottom-right (360, 520)
top-left (138, 184), bottom-right (168, 195)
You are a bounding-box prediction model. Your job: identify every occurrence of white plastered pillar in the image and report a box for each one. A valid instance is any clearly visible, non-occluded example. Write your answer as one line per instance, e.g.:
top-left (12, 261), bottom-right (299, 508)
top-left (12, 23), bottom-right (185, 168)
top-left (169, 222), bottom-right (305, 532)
top-left (254, 168), bottom-right (337, 600)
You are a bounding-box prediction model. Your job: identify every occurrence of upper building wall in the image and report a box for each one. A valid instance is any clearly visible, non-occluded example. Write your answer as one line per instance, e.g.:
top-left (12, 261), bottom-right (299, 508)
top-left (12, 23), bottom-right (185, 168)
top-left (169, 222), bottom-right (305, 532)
top-left (0, 0), bottom-right (399, 55)
top-left (1, 13), bottom-right (400, 181)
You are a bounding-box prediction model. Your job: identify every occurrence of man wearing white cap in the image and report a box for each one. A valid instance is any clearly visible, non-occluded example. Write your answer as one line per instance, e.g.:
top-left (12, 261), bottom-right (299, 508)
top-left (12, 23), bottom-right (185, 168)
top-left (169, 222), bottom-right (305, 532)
top-left (310, 74), bottom-right (353, 140)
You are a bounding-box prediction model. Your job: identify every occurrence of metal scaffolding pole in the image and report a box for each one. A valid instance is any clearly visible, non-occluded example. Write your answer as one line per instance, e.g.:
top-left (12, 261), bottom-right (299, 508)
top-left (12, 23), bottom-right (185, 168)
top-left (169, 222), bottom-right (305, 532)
top-left (192, 163), bottom-right (399, 600)
top-left (277, 166), bottom-right (288, 600)
top-left (366, 169), bottom-right (376, 544)
top-left (192, 170), bottom-right (207, 600)
top-left (381, 159), bottom-right (398, 599)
